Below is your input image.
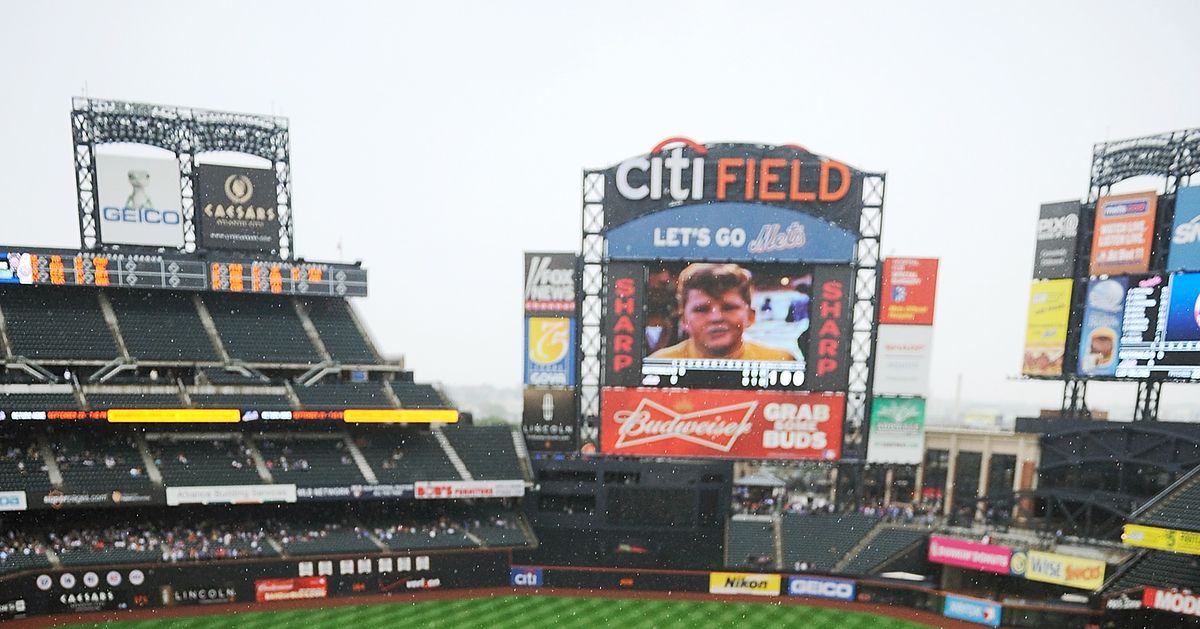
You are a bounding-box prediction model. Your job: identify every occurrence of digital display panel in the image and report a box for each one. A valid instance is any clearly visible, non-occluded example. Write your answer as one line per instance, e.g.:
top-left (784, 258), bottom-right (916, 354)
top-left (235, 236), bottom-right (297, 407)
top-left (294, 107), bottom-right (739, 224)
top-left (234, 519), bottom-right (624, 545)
top-left (0, 247), bottom-right (367, 297)
top-left (604, 260), bottom-right (852, 392)
top-left (1113, 272), bottom-right (1200, 380)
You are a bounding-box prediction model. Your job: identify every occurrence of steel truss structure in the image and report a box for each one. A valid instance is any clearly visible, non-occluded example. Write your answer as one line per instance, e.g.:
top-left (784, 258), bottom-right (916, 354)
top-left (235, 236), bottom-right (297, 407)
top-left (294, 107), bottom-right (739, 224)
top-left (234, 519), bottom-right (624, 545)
top-left (1060, 128), bottom-right (1200, 421)
top-left (576, 165), bottom-right (886, 458)
top-left (71, 98), bottom-right (295, 259)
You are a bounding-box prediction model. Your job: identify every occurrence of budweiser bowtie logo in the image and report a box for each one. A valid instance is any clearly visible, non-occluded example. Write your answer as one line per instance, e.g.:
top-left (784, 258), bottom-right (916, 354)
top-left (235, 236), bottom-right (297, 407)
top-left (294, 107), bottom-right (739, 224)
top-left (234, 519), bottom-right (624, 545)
top-left (612, 398), bottom-right (756, 452)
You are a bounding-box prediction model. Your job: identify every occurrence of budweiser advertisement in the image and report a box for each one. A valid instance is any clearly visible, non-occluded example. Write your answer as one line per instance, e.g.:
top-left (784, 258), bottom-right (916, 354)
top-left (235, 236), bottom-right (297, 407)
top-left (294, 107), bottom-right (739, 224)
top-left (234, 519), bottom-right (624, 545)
top-left (600, 388), bottom-right (843, 460)
top-left (254, 576), bottom-right (327, 602)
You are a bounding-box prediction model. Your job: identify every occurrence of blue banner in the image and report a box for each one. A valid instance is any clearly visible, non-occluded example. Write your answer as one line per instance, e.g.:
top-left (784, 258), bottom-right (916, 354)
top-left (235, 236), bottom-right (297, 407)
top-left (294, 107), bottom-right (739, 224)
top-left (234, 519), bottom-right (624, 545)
top-left (605, 203), bottom-right (856, 263)
top-left (943, 595), bottom-right (1001, 627)
top-left (786, 576), bottom-right (856, 601)
top-left (1077, 277), bottom-right (1127, 377)
top-left (510, 567), bottom-right (543, 587)
top-left (1169, 187), bottom-right (1200, 272)
top-left (524, 317), bottom-right (576, 386)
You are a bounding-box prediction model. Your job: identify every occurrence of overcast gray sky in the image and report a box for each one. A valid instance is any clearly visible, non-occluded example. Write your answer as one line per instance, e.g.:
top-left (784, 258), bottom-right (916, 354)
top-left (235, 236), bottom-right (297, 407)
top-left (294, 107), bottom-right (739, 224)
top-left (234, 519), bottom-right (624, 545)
top-left (2, 1), bottom-right (1199, 418)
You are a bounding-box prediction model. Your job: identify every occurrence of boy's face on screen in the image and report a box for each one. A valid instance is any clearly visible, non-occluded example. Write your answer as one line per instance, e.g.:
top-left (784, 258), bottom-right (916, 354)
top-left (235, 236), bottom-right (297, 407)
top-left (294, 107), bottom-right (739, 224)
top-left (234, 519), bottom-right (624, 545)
top-left (678, 287), bottom-right (755, 357)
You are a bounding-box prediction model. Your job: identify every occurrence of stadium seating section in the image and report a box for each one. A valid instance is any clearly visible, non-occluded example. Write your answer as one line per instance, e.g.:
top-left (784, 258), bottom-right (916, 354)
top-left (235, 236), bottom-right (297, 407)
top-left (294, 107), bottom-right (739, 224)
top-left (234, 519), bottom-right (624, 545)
top-left (302, 298), bottom-right (378, 364)
top-left (0, 433), bottom-right (53, 494)
top-left (357, 431), bottom-right (461, 484)
top-left (726, 518), bottom-right (775, 568)
top-left (442, 425), bottom-right (524, 480)
top-left (50, 430), bottom-right (153, 494)
top-left (151, 437), bottom-right (263, 486)
top-left (190, 391), bottom-right (293, 409)
top-left (107, 290), bottom-right (218, 362)
top-left (203, 293), bottom-right (321, 364)
top-left (293, 382), bottom-right (392, 410)
top-left (0, 391), bottom-right (79, 410)
top-left (1136, 474), bottom-right (1200, 531)
top-left (86, 392), bottom-right (185, 409)
top-left (1111, 549), bottom-right (1200, 591)
top-left (0, 286), bottom-right (117, 361)
top-left (781, 512), bottom-right (881, 572)
top-left (840, 526), bottom-right (928, 575)
top-left (256, 436), bottom-right (366, 485)
top-left (391, 382), bottom-right (450, 408)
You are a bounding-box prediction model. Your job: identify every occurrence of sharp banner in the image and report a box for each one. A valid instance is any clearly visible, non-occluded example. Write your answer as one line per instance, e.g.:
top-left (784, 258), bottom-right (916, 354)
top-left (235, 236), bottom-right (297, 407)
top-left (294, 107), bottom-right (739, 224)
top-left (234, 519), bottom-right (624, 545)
top-left (1032, 201), bottom-right (1081, 279)
top-left (866, 396), bottom-right (925, 465)
top-left (196, 164), bottom-right (280, 253)
top-left (1089, 191), bottom-right (1157, 276)
top-left (1168, 186), bottom-right (1200, 272)
top-left (95, 153), bottom-right (184, 248)
top-left (879, 257), bottom-right (939, 325)
top-left (600, 388), bottom-right (844, 461)
top-left (1022, 279), bottom-right (1074, 377)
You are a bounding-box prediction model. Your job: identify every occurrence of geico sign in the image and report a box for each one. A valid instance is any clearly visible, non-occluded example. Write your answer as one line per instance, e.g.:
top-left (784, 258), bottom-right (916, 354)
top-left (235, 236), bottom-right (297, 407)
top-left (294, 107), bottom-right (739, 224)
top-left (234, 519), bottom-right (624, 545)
top-left (102, 207), bottom-right (182, 225)
top-left (1144, 588), bottom-right (1200, 617)
top-left (788, 577), bottom-right (855, 600)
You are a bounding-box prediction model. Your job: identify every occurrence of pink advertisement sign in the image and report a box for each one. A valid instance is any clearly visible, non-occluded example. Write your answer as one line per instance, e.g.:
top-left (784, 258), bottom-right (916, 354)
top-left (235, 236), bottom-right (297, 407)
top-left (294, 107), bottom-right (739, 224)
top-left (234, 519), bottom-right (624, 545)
top-left (928, 535), bottom-right (1014, 574)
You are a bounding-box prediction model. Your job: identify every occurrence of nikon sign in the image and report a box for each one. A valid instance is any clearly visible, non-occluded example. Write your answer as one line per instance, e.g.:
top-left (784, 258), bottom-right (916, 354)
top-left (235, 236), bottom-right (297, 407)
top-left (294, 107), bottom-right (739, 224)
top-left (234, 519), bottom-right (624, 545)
top-left (197, 164), bottom-right (280, 253)
top-left (708, 572), bottom-right (781, 596)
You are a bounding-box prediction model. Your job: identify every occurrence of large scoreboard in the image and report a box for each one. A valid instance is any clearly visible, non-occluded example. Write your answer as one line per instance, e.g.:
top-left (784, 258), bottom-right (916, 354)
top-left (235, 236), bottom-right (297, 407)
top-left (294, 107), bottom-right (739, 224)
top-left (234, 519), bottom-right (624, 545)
top-left (0, 247), bottom-right (367, 297)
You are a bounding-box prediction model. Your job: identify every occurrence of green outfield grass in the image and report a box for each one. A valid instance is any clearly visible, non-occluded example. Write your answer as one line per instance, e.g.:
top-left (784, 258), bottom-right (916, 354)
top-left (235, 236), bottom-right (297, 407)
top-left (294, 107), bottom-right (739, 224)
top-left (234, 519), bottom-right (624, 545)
top-left (77, 594), bottom-right (937, 628)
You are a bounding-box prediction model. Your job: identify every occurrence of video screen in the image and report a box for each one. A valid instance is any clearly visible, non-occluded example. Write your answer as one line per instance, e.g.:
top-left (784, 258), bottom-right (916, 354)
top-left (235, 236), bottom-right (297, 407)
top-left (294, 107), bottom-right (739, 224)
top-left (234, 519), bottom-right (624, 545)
top-left (639, 261), bottom-right (813, 389)
top-left (1085, 271), bottom-right (1200, 381)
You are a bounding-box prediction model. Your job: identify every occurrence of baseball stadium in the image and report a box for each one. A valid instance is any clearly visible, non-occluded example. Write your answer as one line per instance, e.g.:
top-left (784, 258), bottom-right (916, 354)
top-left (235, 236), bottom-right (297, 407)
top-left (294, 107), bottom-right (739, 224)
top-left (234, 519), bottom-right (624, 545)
top-left (0, 21), bottom-right (1198, 618)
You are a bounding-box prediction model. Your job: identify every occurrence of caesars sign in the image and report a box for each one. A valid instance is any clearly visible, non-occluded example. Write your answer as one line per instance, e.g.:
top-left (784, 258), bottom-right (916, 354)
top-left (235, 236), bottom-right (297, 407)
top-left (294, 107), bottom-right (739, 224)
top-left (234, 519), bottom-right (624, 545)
top-left (196, 164), bottom-right (280, 253)
top-left (95, 154), bottom-right (184, 248)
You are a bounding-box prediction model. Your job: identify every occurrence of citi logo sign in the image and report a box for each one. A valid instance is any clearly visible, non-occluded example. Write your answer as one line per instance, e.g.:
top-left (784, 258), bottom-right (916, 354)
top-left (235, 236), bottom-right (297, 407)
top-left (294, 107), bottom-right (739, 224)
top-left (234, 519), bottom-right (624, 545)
top-left (510, 567), bottom-right (543, 587)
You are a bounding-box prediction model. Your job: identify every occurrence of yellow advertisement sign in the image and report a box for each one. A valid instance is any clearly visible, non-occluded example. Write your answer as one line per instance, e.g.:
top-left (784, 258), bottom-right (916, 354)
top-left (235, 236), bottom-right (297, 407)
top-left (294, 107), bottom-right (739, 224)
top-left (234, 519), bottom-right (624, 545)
top-left (107, 408), bottom-right (240, 423)
top-left (1123, 524), bottom-right (1200, 556)
top-left (343, 409), bottom-right (458, 424)
top-left (1022, 279), bottom-right (1073, 376)
top-left (1023, 550), bottom-right (1105, 590)
top-left (708, 572), bottom-right (781, 597)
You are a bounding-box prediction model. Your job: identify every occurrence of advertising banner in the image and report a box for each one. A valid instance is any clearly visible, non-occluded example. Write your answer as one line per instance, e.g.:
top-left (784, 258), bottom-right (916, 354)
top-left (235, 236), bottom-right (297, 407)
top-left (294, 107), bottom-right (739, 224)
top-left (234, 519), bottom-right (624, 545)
top-left (524, 252), bottom-right (576, 314)
top-left (1077, 277), bottom-right (1128, 377)
top-left (524, 317), bottom-right (576, 386)
top-left (1163, 272), bottom-right (1200, 343)
top-left (1123, 523), bottom-right (1200, 556)
top-left (927, 535), bottom-right (1014, 574)
top-left (254, 576), bottom-right (327, 602)
top-left (1022, 279), bottom-right (1074, 377)
top-left (196, 164), bottom-right (279, 253)
top-left (510, 567), bottom-right (544, 587)
top-left (165, 484), bottom-right (297, 506)
top-left (1168, 187), bottom-right (1200, 271)
top-left (707, 572), bottom-right (781, 596)
top-left (605, 262), bottom-right (645, 387)
top-left (873, 325), bottom-right (934, 396)
top-left (0, 491), bottom-right (27, 511)
top-left (413, 480), bottom-right (525, 499)
top-left (879, 258), bottom-right (939, 325)
top-left (606, 203), bottom-right (856, 263)
top-left (294, 484), bottom-right (414, 501)
top-left (522, 388), bottom-right (576, 452)
top-left (943, 595), bottom-right (1001, 627)
top-left (40, 489), bottom-right (158, 509)
top-left (95, 154), bottom-right (184, 248)
top-left (866, 397), bottom-right (925, 465)
top-left (805, 266), bottom-right (853, 392)
top-left (602, 141), bottom-right (862, 236)
top-left (1033, 201), bottom-right (1081, 279)
top-left (600, 388), bottom-right (844, 461)
top-left (1022, 550), bottom-right (1105, 590)
top-left (786, 576), bottom-right (856, 601)
top-left (1090, 191), bottom-right (1157, 276)
top-left (1143, 587), bottom-right (1200, 617)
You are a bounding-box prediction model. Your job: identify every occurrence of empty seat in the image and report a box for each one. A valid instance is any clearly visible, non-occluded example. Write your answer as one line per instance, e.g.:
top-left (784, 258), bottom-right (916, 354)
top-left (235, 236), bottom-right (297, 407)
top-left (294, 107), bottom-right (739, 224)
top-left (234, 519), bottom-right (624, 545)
top-left (841, 527), bottom-right (928, 575)
top-left (355, 430), bottom-right (460, 484)
top-left (0, 392), bottom-right (80, 411)
top-left (442, 425), bottom-right (523, 480)
top-left (293, 382), bottom-right (393, 410)
top-left (86, 392), bottom-right (184, 409)
top-left (727, 518), bottom-right (776, 568)
top-left (0, 286), bottom-right (117, 361)
top-left (303, 298), bottom-right (377, 364)
top-left (203, 293), bottom-right (320, 364)
top-left (190, 392), bottom-right (293, 410)
top-left (781, 513), bottom-right (881, 572)
top-left (390, 382), bottom-right (450, 408)
top-left (107, 289), bottom-right (219, 362)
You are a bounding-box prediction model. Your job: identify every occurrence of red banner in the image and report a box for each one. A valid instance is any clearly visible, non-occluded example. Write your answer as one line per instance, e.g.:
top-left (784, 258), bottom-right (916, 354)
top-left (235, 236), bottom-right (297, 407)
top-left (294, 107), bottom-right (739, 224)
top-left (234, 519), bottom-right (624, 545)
top-left (880, 257), bottom-right (939, 325)
top-left (600, 388), bottom-right (843, 460)
top-left (254, 577), bottom-right (328, 602)
top-left (1144, 587), bottom-right (1200, 617)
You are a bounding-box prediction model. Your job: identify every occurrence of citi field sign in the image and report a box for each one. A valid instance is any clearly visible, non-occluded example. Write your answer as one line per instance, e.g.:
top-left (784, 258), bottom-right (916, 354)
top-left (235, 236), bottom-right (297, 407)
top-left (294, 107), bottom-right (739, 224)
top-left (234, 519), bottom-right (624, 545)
top-left (601, 139), bottom-right (865, 263)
